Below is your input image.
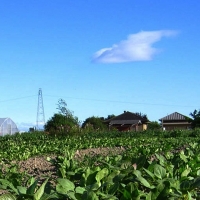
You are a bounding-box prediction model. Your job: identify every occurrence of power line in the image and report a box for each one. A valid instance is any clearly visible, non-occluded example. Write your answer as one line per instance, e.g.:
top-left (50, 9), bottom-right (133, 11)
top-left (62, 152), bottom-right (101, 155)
top-left (0, 94), bottom-right (197, 108)
top-left (0, 95), bottom-right (37, 103)
top-left (44, 94), bottom-right (197, 108)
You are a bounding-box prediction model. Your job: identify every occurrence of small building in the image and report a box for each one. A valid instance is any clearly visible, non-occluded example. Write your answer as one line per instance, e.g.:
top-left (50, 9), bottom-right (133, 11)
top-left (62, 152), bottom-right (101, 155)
top-left (159, 112), bottom-right (191, 131)
top-left (105, 111), bottom-right (149, 131)
top-left (0, 118), bottom-right (19, 136)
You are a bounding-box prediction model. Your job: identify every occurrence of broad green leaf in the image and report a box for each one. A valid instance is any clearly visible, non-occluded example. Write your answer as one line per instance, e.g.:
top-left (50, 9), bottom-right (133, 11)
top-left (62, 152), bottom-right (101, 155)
top-left (187, 191), bottom-right (192, 200)
top-left (67, 191), bottom-right (77, 200)
top-left (180, 180), bottom-right (191, 191)
top-left (132, 156), bottom-right (146, 169)
top-left (133, 170), bottom-right (142, 178)
top-left (143, 168), bottom-right (155, 180)
top-left (191, 177), bottom-right (200, 189)
top-left (122, 189), bottom-right (131, 199)
top-left (189, 142), bottom-right (198, 149)
top-left (82, 190), bottom-right (99, 200)
top-left (86, 182), bottom-right (101, 191)
top-left (145, 191), bottom-right (152, 200)
top-left (181, 168), bottom-right (191, 177)
top-left (27, 179), bottom-right (38, 195)
top-left (0, 194), bottom-right (16, 200)
top-left (150, 182), bottom-right (169, 199)
top-left (75, 186), bottom-right (86, 194)
top-left (155, 153), bottom-right (166, 166)
top-left (40, 192), bottom-right (60, 200)
top-left (28, 177), bottom-right (36, 186)
top-left (0, 179), bottom-right (18, 195)
top-left (67, 171), bottom-right (75, 176)
top-left (114, 155), bottom-right (122, 162)
top-left (113, 173), bottom-right (126, 182)
top-left (108, 182), bottom-right (119, 195)
top-left (125, 182), bottom-right (139, 198)
top-left (137, 175), bottom-right (154, 189)
top-left (34, 178), bottom-right (49, 200)
top-left (154, 164), bottom-right (166, 179)
top-left (167, 178), bottom-right (181, 191)
top-left (85, 170), bottom-right (99, 186)
top-left (96, 192), bottom-right (117, 200)
top-left (17, 186), bottom-right (27, 194)
top-left (95, 168), bottom-right (109, 183)
top-left (180, 153), bottom-right (188, 163)
top-left (106, 170), bottom-right (120, 183)
top-left (56, 178), bottom-right (75, 194)
top-left (59, 167), bottom-right (66, 178)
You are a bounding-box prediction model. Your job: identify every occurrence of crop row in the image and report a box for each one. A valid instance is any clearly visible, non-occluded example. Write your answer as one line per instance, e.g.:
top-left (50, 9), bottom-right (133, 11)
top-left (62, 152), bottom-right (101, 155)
top-left (0, 131), bottom-right (200, 199)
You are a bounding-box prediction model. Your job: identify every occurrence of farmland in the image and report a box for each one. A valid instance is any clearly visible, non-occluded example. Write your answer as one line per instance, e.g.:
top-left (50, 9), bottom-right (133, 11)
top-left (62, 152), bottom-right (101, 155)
top-left (0, 129), bottom-right (200, 199)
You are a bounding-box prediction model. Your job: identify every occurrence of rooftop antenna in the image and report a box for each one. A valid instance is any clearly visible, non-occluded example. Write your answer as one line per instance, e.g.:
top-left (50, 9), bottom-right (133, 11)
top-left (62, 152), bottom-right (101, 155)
top-left (36, 88), bottom-right (45, 130)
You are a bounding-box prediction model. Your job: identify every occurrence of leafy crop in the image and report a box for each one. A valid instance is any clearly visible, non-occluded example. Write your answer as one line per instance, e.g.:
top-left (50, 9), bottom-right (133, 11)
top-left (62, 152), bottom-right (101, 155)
top-left (0, 130), bottom-right (200, 199)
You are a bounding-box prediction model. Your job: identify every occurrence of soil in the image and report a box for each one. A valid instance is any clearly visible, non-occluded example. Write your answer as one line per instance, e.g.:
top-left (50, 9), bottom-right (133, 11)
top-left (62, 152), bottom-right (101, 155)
top-left (16, 146), bottom-right (126, 177)
top-left (0, 147), bottom-right (126, 194)
top-left (0, 145), bottom-right (188, 195)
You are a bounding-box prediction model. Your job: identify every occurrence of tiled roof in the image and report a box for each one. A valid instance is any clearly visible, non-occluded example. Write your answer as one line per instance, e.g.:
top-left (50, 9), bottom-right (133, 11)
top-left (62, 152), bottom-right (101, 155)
top-left (105, 111), bottom-right (148, 123)
top-left (109, 120), bottom-right (141, 125)
top-left (159, 112), bottom-right (188, 121)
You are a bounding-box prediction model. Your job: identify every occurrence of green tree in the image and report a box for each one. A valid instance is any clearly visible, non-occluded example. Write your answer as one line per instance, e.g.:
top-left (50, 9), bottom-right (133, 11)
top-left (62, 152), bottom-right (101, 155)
top-left (189, 109), bottom-right (200, 129)
top-left (147, 121), bottom-right (161, 130)
top-left (56, 98), bottom-right (70, 116)
top-left (82, 116), bottom-right (107, 130)
top-left (135, 112), bottom-right (148, 120)
top-left (44, 99), bottom-right (79, 133)
top-left (104, 114), bottom-right (116, 120)
top-left (44, 113), bottom-right (68, 132)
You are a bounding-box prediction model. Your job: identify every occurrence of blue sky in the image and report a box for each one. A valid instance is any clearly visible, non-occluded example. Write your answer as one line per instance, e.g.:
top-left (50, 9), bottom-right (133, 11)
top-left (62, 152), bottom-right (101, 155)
top-left (0, 1), bottom-right (200, 131)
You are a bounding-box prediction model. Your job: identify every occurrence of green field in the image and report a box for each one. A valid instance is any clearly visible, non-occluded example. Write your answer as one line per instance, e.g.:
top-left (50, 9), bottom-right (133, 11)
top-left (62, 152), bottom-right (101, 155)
top-left (0, 129), bottom-right (200, 199)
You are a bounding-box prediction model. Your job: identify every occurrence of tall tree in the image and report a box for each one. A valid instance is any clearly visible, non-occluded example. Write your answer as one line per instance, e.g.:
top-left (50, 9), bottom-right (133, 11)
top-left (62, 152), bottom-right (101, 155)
top-left (44, 99), bottom-right (79, 133)
top-left (135, 112), bottom-right (148, 120)
top-left (104, 114), bottom-right (116, 120)
top-left (56, 98), bottom-right (71, 116)
top-left (189, 109), bottom-right (200, 129)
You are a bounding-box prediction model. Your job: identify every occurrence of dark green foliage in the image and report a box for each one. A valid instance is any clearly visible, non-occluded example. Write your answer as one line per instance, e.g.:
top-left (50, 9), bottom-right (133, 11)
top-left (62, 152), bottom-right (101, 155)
top-left (189, 109), bottom-right (200, 129)
top-left (104, 114), bottom-right (116, 120)
top-left (147, 121), bottom-right (161, 130)
top-left (1, 129), bottom-right (200, 198)
top-left (44, 99), bottom-right (79, 134)
top-left (82, 116), bottom-right (107, 130)
top-left (135, 112), bottom-right (148, 120)
top-left (44, 113), bottom-right (79, 132)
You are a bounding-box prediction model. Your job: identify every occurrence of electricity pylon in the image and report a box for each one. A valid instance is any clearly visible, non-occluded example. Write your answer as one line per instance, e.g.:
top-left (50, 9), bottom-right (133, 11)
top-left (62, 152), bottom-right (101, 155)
top-left (36, 88), bottom-right (45, 130)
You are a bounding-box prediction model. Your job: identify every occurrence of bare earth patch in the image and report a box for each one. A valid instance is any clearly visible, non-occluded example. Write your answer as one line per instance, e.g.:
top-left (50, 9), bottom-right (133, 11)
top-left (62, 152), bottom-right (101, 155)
top-left (1, 147), bottom-right (126, 182)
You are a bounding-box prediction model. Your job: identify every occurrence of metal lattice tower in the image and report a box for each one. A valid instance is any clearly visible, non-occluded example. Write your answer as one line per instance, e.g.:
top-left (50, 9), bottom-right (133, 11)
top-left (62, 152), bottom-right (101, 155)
top-left (36, 88), bottom-right (45, 130)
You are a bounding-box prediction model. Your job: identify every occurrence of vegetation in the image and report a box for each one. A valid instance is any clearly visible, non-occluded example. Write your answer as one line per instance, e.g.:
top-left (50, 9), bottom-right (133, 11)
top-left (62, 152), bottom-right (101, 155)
top-left (1, 107), bottom-right (200, 199)
top-left (189, 109), bottom-right (200, 129)
top-left (0, 129), bottom-right (200, 199)
top-left (44, 99), bottom-right (79, 134)
top-left (104, 114), bottom-right (116, 120)
top-left (147, 121), bottom-right (161, 130)
top-left (82, 116), bottom-right (107, 130)
top-left (135, 112), bottom-right (148, 120)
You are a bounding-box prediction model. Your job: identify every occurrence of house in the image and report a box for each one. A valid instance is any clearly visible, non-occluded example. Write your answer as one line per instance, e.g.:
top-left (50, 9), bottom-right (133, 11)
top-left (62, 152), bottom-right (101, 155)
top-left (159, 112), bottom-right (191, 131)
top-left (104, 111), bottom-right (149, 131)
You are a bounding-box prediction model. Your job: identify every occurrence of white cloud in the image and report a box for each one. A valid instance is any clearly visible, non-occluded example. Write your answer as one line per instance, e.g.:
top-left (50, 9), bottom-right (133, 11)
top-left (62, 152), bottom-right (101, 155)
top-left (92, 30), bottom-right (178, 63)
